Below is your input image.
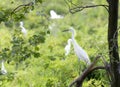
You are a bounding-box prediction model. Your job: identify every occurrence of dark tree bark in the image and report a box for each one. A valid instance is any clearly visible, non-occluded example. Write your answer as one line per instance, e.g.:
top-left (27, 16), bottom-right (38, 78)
top-left (108, 0), bottom-right (120, 87)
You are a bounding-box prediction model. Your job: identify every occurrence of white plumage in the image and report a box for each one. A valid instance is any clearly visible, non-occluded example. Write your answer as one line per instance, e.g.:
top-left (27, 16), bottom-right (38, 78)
top-left (1, 60), bottom-right (7, 75)
top-left (50, 10), bottom-right (63, 19)
top-left (20, 21), bottom-right (27, 36)
top-left (64, 27), bottom-right (91, 65)
top-left (65, 39), bottom-right (72, 56)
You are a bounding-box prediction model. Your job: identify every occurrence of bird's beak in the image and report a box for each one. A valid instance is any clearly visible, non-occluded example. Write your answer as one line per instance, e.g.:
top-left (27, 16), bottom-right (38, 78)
top-left (62, 29), bottom-right (69, 32)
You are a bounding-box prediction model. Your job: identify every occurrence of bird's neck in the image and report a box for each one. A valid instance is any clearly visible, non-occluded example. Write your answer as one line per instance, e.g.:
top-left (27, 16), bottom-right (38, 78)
top-left (71, 32), bottom-right (75, 40)
top-left (1, 61), bottom-right (5, 69)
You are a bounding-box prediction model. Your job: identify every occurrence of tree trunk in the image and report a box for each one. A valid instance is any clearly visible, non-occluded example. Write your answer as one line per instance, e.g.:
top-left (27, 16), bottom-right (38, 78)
top-left (108, 0), bottom-right (120, 87)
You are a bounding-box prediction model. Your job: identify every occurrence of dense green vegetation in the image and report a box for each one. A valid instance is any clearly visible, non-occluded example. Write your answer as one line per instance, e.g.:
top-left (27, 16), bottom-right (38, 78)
top-left (0, 0), bottom-right (120, 87)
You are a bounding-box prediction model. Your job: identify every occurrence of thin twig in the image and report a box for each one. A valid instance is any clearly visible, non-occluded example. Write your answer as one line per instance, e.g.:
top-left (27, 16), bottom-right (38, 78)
top-left (70, 5), bottom-right (109, 14)
top-left (11, 2), bottom-right (34, 14)
top-left (64, 0), bottom-right (71, 12)
top-left (100, 54), bottom-right (112, 82)
top-left (67, 0), bottom-right (79, 7)
top-left (64, 0), bottom-right (109, 14)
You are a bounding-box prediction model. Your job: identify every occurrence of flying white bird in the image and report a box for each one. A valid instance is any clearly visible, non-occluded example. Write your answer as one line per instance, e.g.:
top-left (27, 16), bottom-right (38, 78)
top-left (20, 21), bottom-right (27, 36)
top-left (50, 10), bottom-right (63, 19)
top-left (63, 27), bottom-right (91, 65)
top-left (65, 39), bottom-right (72, 56)
top-left (1, 60), bottom-right (7, 75)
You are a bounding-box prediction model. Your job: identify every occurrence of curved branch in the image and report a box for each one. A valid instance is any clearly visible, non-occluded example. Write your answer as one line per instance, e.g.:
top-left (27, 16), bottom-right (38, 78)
top-left (11, 2), bottom-right (34, 14)
top-left (76, 66), bottom-right (105, 87)
top-left (69, 66), bottom-right (105, 87)
top-left (70, 5), bottom-right (109, 14)
top-left (69, 55), bottom-right (104, 87)
top-left (64, 0), bottom-right (109, 14)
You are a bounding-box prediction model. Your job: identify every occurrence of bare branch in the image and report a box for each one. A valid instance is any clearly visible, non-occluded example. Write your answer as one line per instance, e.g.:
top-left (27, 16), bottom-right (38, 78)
top-left (64, 0), bottom-right (109, 14)
top-left (69, 55), bottom-right (105, 87)
top-left (70, 5), bottom-right (109, 14)
top-left (100, 54), bottom-right (112, 82)
top-left (11, 2), bottom-right (34, 14)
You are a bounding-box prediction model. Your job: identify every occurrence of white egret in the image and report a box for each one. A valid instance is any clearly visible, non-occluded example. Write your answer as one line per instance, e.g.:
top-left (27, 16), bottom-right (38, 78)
top-left (20, 21), bottom-right (27, 36)
top-left (63, 27), bottom-right (91, 65)
top-left (50, 10), bottom-right (63, 19)
top-left (1, 60), bottom-right (7, 75)
top-left (64, 39), bottom-right (72, 56)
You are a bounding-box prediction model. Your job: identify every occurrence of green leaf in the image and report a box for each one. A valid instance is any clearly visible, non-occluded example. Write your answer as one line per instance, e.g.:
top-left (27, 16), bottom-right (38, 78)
top-left (33, 52), bottom-right (40, 58)
top-left (36, 0), bottom-right (43, 3)
top-left (0, 11), bottom-right (5, 22)
top-left (4, 20), bottom-right (13, 28)
top-left (35, 46), bottom-right (39, 51)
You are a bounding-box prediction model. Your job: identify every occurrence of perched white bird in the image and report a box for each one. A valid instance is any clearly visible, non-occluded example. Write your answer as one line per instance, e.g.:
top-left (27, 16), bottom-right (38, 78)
top-left (1, 60), bottom-right (7, 75)
top-left (65, 39), bottom-right (72, 56)
top-left (63, 27), bottom-right (91, 65)
top-left (20, 21), bottom-right (27, 36)
top-left (50, 10), bottom-right (63, 19)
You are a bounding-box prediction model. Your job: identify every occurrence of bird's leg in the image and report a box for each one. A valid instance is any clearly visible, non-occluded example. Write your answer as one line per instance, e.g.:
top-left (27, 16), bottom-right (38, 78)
top-left (77, 60), bottom-right (86, 75)
top-left (69, 55), bottom-right (102, 87)
top-left (77, 61), bottom-right (81, 75)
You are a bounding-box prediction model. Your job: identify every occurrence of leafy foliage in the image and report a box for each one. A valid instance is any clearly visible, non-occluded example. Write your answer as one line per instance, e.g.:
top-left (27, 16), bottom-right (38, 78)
top-left (0, 0), bottom-right (119, 87)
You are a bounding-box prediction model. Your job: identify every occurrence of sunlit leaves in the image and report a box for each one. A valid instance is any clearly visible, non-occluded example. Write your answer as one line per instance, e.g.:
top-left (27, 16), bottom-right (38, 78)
top-left (0, 26), bottom-right (46, 67)
top-left (46, 78), bottom-right (55, 87)
top-left (0, 29), bottom-right (45, 64)
top-left (0, 0), bottom-right (42, 23)
top-left (0, 0), bottom-right (111, 87)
